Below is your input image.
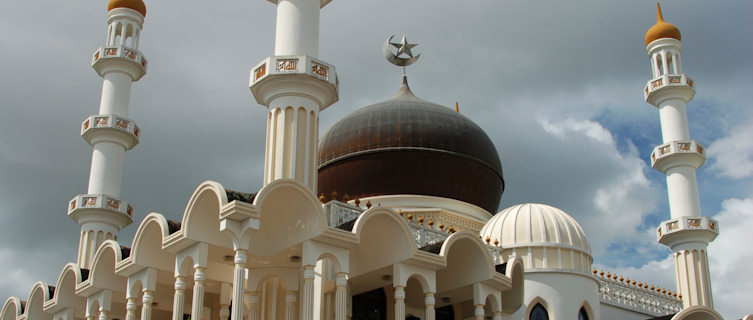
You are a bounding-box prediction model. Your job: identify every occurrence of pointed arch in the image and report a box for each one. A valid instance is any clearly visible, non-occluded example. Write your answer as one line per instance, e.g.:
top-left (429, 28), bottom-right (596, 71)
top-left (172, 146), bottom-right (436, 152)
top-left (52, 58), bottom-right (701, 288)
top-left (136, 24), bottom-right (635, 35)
top-left (1, 297), bottom-right (22, 320)
top-left (349, 207), bottom-right (416, 276)
top-left (526, 297), bottom-right (552, 320)
top-left (23, 281), bottom-right (52, 320)
top-left (578, 300), bottom-right (594, 320)
top-left (129, 212), bottom-right (175, 270)
top-left (250, 179), bottom-right (326, 255)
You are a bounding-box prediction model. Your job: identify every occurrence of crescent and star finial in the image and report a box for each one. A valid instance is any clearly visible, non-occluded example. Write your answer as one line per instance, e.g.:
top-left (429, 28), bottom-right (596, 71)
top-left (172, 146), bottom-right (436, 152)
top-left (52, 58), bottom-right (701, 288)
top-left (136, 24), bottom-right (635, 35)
top-left (383, 35), bottom-right (421, 68)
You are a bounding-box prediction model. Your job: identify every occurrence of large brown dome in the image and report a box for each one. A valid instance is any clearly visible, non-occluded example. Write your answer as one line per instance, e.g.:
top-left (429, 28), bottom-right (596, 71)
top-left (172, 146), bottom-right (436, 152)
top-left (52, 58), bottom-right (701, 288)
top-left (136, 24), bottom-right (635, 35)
top-left (317, 77), bottom-right (504, 213)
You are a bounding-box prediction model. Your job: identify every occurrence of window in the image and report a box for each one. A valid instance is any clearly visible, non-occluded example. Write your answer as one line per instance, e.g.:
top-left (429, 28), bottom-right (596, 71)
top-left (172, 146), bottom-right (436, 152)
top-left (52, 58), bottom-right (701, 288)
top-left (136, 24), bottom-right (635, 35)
top-left (529, 303), bottom-right (548, 320)
top-left (578, 307), bottom-right (589, 320)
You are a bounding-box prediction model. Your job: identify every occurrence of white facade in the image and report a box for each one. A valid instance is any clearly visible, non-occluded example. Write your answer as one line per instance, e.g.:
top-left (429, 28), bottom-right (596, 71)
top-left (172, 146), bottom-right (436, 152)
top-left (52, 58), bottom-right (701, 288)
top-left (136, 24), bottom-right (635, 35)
top-left (0, 1), bottom-right (743, 320)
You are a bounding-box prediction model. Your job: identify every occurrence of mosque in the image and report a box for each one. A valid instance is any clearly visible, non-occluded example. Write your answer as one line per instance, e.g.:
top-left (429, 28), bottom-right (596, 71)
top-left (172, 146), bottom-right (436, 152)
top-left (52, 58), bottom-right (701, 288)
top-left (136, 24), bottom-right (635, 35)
top-left (1, 0), bottom-right (744, 319)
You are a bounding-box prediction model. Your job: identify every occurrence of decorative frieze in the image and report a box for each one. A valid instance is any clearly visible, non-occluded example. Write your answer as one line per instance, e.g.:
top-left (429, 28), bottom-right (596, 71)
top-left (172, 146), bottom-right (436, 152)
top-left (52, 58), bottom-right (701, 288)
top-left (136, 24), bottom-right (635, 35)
top-left (657, 216), bottom-right (719, 243)
top-left (68, 194), bottom-right (134, 220)
top-left (91, 45), bottom-right (147, 80)
top-left (650, 140), bottom-right (705, 171)
top-left (81, 114), bottom-right (140, 150)
top-left (596, 276), bottom-right (682, 316)
top-left (643, 73), bottom-right (695, 101)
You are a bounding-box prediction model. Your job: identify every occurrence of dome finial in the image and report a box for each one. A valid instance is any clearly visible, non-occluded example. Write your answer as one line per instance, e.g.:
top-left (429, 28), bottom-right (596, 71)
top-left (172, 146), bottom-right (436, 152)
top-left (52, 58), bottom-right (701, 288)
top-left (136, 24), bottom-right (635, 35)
top-left (644, 3), bottom-right (681, 45)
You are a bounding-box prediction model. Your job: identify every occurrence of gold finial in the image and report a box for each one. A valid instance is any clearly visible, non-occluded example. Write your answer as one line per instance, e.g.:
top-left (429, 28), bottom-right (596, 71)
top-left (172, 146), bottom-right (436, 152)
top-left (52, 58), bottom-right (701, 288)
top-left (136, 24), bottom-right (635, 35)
top-left (678, 293), bottom-right (682, 299)
top-left (406, 213), bottom-right (413, 221)
top-left (592, 268), bottom-right (597, 275)
top-left (398, 209), bottom-right (404, 216)
top-left (354, 198), bottom-right (361, 207)
top-left (656, 3), bottom-right (664, 22)
top-left (644, 3), bottom-right (682, 45)
top-left (439, 222), bottom-right (445, 230)
top-left (606, 272), bottom-right (611, 279)
top-left (343, 193), bottom-right (351, 202)
top-left (493, 239), bottom-right (499, 246)
top-left (319, 194), bottom-right (326, 203)
top-left (619, 276), bottom-right (624, 282)
top-left (428, 219), bottom-right (434, 227)
top-left (631, 280), bottom-right (636, 286)
top-left (599, 270), bottom-right (604, 277)
top-left (331, 190), bottom-right (338, 201)
top-left (662, 289), bottom-right (666, 294)
top-left (485, 237), bottom-right (491, 244)
top-left (366, 200), bottom-right (372, 209)
top-left (448, 226), bottom-right (456, 233)
top-left (455, 102), bottom-right (460, 113)
top-left (418, 216), bottom-right (424, 225)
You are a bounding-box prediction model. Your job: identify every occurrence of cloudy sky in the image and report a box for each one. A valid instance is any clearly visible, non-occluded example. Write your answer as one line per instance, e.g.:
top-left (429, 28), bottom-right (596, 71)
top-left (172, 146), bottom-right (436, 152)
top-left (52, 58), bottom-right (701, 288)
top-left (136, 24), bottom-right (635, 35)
top-left (1, 0), bottom-right (751, 318)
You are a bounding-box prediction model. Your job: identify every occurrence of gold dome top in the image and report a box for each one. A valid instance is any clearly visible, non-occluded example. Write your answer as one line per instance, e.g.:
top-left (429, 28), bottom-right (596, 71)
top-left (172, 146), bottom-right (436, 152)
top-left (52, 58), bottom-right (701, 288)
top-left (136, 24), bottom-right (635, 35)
top-left (645, 3), bottom-right (681, 46)
top-left (108, 0), bottom-right (147, 17)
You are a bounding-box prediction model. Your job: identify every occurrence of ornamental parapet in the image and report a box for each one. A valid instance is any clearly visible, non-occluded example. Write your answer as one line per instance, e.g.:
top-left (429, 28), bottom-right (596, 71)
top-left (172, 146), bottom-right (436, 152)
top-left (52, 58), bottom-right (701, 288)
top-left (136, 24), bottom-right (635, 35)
top-left (68, 194), bottom-right (133, 228)
top-left (81, 115), bottom-right (140, 150)
top-left (644, 73), bottom-right (695, 106)
top-left (650, 140), bottom-right (705, 172)
top-left (92, 46), bottom-right (147, 80)
top-left (249, 55), bottom-right (339, 109)
top-left (596, 274), bottom-right (682, 316)
top-left (657, 216), bottom-right (719, 246)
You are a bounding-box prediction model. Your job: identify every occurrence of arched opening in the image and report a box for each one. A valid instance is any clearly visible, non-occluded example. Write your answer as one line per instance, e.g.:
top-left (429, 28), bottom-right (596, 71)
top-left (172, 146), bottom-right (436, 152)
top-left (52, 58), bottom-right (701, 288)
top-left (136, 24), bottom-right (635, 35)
top-left (578, 307), bottom-right (589, 320)
top-left (351, 287), bottom-right (386, 320)
top-left (529, 303), bottom-right (549, 320)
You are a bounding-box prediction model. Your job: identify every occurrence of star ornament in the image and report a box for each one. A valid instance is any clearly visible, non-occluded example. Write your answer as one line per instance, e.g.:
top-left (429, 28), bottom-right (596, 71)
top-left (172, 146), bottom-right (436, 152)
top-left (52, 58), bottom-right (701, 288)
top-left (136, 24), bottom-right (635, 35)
top-left (383, 35), bottom-right (421, 67)
top-left (390, 35), bottom-right (418, 58)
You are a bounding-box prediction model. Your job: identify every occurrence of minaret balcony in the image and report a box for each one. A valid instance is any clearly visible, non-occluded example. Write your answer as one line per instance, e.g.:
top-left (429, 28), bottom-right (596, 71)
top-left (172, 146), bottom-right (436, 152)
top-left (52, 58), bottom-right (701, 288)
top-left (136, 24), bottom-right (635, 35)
top-left (657, 216), bottom-right (719, 247)
top-left (92, 46), bottom-right (147, 80)
top-left (68, 194), bottom-right (133, 228)
top-left (249, 55), bottom-right (339, 110)
top-left (644, 74), bottom-right (695, 106)
top-left (81, 115), bottom-right (140, 150)
top-left (651, 140), bottom-right (705, 172)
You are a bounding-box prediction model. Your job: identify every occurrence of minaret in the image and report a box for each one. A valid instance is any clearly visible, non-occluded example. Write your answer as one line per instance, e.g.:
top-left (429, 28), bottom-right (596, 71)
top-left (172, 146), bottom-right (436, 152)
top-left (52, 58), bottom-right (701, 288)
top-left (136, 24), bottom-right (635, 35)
top-left (644, 4), bottom-right (718, 309)
top-left (68, 0), bottom-right (148, 269)
top-left (250, 0), bottom-right (339, 192)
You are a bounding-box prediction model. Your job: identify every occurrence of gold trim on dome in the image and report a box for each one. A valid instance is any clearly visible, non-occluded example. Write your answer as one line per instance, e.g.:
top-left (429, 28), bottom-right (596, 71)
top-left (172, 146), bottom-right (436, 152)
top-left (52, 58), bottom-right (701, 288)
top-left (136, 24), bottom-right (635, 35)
top-left (645, 3), bottom-right (681, 46)
top-left (108, 0), bottom-right (147, 17)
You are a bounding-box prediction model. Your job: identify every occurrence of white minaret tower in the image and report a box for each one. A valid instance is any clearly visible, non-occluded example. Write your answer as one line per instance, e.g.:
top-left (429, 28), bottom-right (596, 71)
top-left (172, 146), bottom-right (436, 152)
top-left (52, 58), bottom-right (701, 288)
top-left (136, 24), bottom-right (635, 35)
top-left (68, 0), bottom-right (148, 269)
top-left (644, 4), bottom-right (718, 309)
top-left (250, 0), bottom-right (339, 192)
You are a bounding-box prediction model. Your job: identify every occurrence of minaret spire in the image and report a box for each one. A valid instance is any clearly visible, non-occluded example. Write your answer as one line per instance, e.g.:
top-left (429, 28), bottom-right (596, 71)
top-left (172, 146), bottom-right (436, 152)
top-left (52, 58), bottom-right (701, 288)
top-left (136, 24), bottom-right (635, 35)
top-left (250, 0), bottom-right (339, 191)
top-left (68, 0), bottom-right (148, 269)
top-left (643, 5), bottom-right (718, 309)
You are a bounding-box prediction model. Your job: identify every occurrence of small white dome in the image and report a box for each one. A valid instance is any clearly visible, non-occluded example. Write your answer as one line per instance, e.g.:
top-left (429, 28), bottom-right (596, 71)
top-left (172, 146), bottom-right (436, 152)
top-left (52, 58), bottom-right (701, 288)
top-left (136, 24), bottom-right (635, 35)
top-left (481, 203), bottom-right (593, 272)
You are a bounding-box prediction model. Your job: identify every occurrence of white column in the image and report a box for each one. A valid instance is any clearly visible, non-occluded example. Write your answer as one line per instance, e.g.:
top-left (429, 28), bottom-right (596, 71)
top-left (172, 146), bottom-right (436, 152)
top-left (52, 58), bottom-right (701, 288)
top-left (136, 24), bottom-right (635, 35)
top-left (87, 142), bottom-right (126, 196)
top-left (231, 250), bottom-right (247, 320)
top-left (98, 309), bottom-right (110, 320)
top-left (301, 265), bottom-right (316, 320)
top-left (191, 267), bottom-right (206, 320)
top-left (424, 292), bottom-right (435, 320)
top-left (658, 100), bottom-right (690, 143)
top-left (394, 286), bottom-right (405, 320)
top-left (274, 0), bottom-right (320, 57)
top-left (220, 282), bottom-right (231, 320)
top-left (474, 304), bottom-right (485, 320)
top-left (125, 295), bottom-right (138, 320)
top-left (247, 291), bottom-right (260, 320)
top-left (285, 291), bottom-right (297, 320)
top-left (140, 290), bottom-right (154, 320)
top-left (172, 276), bottom-right (187, 320)
top-left (492, 311), bottom-right (503, 320)
top-left (99, 72), bottom-right (133, 116)
top-left (335, 273), bottom-right (347, 320)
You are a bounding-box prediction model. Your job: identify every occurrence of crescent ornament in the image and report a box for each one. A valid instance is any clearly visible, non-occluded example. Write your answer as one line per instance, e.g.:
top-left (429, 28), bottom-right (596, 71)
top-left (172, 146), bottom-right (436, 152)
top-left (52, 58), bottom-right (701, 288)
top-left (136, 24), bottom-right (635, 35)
top-left (383, 35), bottom-right (420, 67)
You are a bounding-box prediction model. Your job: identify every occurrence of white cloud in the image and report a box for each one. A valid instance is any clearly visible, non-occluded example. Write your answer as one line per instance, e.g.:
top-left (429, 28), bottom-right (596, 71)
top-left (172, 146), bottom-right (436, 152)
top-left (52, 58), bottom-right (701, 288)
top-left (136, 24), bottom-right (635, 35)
top-left (707, 197), bottom-right (753, 319)
top-left (707, 119), bottom-right (753, 179)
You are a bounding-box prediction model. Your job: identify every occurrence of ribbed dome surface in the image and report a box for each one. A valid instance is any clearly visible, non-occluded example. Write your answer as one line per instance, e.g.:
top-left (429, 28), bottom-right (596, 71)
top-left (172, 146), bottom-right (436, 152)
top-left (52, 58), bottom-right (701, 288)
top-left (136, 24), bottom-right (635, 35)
top-left (108, 0), bottom-right (147, 16)
top-left (317, 77), bottom-right (504, 213)
top-left (481, 203), bottom-right (590, 252)
top-left (481, 203), bottom-right (592, 272)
